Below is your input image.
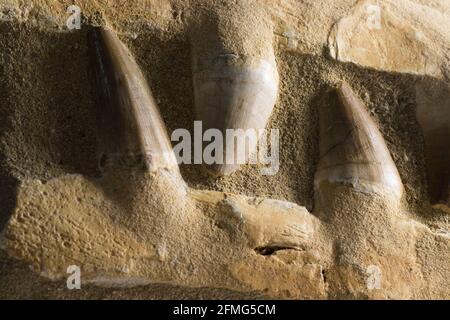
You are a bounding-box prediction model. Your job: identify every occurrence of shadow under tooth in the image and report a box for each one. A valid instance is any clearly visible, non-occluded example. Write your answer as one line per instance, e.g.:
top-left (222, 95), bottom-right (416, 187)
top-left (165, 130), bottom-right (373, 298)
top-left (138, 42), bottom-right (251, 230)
top-left (314, 82), bottom-right (404, 201)
top-left (415, 80), bottom-right (450, 212)
top-left (87, 27), bottom-right (177, 172)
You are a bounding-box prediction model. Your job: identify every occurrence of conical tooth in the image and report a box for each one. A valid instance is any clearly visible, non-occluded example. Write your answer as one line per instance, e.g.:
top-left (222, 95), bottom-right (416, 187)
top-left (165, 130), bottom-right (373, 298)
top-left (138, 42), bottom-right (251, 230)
top-left (88, 27), bottom-right (178, 173)
top-left (314, 82), bottom-right (404, 200)
top-left (191, 9), bottom-right (279, 176)
top-left (415, 81), bottom-right (450, 212)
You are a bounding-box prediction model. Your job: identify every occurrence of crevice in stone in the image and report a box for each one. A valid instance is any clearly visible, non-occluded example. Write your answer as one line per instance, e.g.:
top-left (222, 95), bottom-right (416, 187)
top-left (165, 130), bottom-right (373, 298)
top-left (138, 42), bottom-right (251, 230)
top-left (254, 245), bottom-right (299, 256)
top-left (321, 268), bottom-right (328, 283)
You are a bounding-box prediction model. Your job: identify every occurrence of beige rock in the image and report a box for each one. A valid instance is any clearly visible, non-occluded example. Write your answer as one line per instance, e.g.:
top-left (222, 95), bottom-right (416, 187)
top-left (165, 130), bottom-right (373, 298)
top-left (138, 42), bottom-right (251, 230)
top-left (2, 174), bottom-right (328, 298)
top-left (328, 0), bottom-right (450, 77)
top-left (3, 80), bottom-right (449, 299)
top-left (3, 176), bottom-right (156, 281)
top-left (190, 190), bottom-right (319, 251)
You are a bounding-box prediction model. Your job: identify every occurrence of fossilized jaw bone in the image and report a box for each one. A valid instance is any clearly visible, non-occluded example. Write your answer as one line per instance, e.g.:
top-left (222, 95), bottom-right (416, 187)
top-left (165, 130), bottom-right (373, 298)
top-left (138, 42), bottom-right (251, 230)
top-left (88, 27), bottom-right (177, 172)
top-left (315, 82), bottom-right (404, 201)
top-left (415, 81), bottom-right (450, 212)
top-left (191, 9), bottom-right (279, 176)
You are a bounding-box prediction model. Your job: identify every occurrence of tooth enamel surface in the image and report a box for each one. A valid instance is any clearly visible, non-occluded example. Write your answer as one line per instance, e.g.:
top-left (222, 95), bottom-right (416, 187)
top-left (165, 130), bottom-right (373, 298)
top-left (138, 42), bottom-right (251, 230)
top-left (89, 27), bottom-right (178, 173)
top-left (315, 83), bottom-right (404, 201)
top-left (191, 2), bottom-right (279, 175)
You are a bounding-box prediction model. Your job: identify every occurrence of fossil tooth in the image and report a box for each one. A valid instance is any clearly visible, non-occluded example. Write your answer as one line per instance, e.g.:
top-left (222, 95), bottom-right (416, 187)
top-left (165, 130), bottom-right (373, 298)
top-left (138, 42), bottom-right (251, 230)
top-left (191, 11), bottom-right (279, 176)
top-left (315, 82), bottom-right (404, 200)
top-left (88, 27), bottom-right (178, 172)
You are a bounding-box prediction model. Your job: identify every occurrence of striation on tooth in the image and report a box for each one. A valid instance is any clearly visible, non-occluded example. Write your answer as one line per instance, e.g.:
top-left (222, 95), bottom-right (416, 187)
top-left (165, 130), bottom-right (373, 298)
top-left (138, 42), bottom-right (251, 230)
top-left (88, 27), bottom-right (178, 173)
top-left (191, 10), bottom-right (279, 176)
top-left (315, 82), bottom-right (404, 201)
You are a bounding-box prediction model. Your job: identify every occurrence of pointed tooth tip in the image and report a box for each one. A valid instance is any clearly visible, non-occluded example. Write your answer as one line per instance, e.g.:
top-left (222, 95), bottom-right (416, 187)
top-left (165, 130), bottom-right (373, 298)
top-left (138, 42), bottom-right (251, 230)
top-left (336, 81), bottom-right (358, 102)
top-left (88, 25), bottom-right (106, 38)
top-left (315, 82), bottom-right (404, 200)
top-left (88, 25), bottom-right (180, 175)
top-left (87, 26), bottom-right (119, 46)
top-left (336, 81), bottom-right (348, 90)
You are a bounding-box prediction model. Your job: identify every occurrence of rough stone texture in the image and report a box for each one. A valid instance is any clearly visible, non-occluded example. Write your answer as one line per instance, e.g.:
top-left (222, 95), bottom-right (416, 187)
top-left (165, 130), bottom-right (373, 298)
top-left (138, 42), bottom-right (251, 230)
top-left (3, 173), bottom-right (327, 299)
top-left (2, 171), bottom-right (449, 299)
top-left (0, 0), bottom-right (449, 299)
top-left (328, 0), bottom-right (450, 78)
